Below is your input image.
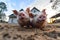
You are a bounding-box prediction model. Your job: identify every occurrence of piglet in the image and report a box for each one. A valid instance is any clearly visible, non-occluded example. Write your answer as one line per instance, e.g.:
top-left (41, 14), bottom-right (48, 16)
top-left (12, 10), bottom-right (30, 28)
top-left (32, 9), bottom-right (47, 30)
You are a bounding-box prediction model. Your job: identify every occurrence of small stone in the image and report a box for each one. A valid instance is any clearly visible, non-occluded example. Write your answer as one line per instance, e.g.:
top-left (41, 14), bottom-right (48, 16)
top-left (3, 33), bottom-right (9, 37)
top-left (17, 35), bottom-right (22, 38)
top-left (13, 37), bottom-right (17, 39)
top-left (58, 33), bottom-right (60, 37)
top-left (45, 31), bottom-right (57, 39)
top-left (3, 33), bottom-right (11, 38)
top-left (27, 37), bottom-right (35, 40)
top-left (0, 27), bottom-right (4, 31)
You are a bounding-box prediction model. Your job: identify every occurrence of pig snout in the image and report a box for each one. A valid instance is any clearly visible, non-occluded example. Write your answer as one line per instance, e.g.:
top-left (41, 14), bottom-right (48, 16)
top-left (37, 16), bottom-right (46, 22)
top-left (20, 16), bottom-right (25, 19)
top-left (19, 13), bottom-right (25, 19)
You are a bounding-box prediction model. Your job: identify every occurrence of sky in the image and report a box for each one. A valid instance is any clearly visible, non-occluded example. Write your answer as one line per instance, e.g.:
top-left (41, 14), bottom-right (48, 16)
top-left (0, 0), bottom-right (58, 22)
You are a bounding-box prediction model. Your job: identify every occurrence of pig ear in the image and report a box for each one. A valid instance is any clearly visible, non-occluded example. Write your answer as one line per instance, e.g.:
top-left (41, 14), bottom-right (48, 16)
top-left (26, 7), bottom-right (30, 13)
top-left (12, 10), bottom-right (18, 15)
top-left (42, 9), bottom-right (47, 15)
top-left (42, 9), bottom-right (46, 12)
top-left (29, 13), bottom-right (34, 18)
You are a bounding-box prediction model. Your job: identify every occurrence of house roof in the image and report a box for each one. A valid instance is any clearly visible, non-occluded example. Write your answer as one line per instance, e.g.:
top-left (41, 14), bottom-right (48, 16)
top-left (9, 14), bottom-right (17, 18)
top-left (31, 7), bottom-right (40, 12)
top-left (19, 9), bottom-right (24, 11)
top-left (51, 13), bottom-right (60, 18)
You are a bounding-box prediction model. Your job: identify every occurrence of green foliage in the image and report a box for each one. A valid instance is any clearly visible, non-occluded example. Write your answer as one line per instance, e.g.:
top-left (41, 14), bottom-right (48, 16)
top-left (0, 2), bottom-right (7, 20)
top-left (0, 2), bottom-right (7, 13)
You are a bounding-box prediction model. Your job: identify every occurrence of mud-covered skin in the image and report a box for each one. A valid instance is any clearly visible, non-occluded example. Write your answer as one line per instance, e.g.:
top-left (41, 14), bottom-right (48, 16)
top-left (32, 15), bottom-right (46, 30)
top-left (32, 9), bottom-right (47, 30)
top-left (12, 10), bottom-right (30, 28)
top-left (18, 18), bottom-right (30, 27)
top-left (17, 12), bottom-right (30, 27)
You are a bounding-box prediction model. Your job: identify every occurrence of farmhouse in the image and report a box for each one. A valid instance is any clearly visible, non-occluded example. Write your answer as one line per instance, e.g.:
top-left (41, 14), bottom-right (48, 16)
top-left (8, 7), bottom-right (40, 23)
top-left (50, 13), bottom-right (60, 23)
top-left (8, 14), bottom-right (18, 23)
top-left (31, 7), bottom-right (40, 15)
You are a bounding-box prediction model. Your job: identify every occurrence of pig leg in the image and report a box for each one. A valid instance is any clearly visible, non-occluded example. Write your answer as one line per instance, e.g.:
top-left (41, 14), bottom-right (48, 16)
top-left (26, 21), bottom-right (30, 28)
top-left (30, 22), bottom-right (35, 28)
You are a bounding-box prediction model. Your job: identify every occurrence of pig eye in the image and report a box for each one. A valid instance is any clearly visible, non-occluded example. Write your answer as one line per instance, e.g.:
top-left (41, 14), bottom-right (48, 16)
top-left (22, 14), bottom-right (25, 16)
top-left (43, 16), bottom-right (45, 18)
top-left (19, 13), bottom-right (25, 16)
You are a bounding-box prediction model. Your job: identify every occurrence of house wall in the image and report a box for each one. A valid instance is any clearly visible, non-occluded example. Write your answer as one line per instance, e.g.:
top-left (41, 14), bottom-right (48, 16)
top-left (8, 18), bottom-right (18, 23)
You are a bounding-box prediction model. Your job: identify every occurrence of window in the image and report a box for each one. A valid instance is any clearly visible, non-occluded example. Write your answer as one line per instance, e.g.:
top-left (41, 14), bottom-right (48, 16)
top-left (34, 10), bottom-right (36, 13)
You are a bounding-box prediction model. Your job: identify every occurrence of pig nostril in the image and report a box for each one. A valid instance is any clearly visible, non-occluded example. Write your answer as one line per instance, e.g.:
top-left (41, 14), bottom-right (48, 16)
top-left (42, 20), bottom-right (45, 21)
top-left (43, 16), bottom-right (45, 18)
top-left (22, 14), bottom-right (25, 16)
top-left (39, 16), bottom-right (41, 18)
top-left (21, 17), bottom-right (24, 19)
top-left (19, 13), bottom-right (25, 16)
top-left (21, 13), bottom-right (25, 16)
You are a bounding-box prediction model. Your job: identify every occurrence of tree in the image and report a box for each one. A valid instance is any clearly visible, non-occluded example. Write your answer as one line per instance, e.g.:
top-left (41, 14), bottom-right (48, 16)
top-left (50, 0), bottom-right (54, 3)
top-left (50, 0), bottom-right (60, 10)
top-left (0, 2), bottom-right (7, 21)
top-left (0, 2), bottom-right (7, 12)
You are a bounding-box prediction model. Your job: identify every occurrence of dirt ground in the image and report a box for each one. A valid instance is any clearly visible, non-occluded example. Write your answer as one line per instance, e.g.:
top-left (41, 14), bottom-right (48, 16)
top-left (0, 23), bottom-right (60, 40)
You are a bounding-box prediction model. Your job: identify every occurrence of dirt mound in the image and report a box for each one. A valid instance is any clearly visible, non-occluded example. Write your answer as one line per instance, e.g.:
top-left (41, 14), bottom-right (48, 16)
top-left (0, 23), bottom-right (60, 40)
